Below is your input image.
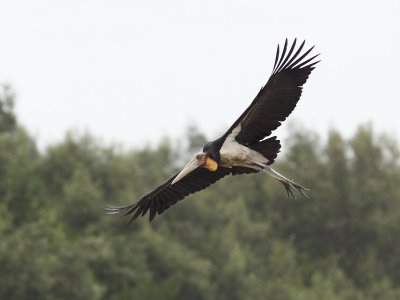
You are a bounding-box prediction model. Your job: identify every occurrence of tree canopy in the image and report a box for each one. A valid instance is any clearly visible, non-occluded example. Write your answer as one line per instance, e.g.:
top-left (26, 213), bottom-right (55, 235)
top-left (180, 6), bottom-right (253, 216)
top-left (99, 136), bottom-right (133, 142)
top-left (0, 87), bottom-right (399, 299)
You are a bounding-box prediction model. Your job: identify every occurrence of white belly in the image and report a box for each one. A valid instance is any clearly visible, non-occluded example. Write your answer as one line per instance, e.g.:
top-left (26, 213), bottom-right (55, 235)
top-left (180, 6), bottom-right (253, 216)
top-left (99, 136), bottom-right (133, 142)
top-left (220, 141), bottom-right (249, 165)
top-left (220, 139), bottom-right (268, 168)
top-left (219, 124), bottom-right (269, 168)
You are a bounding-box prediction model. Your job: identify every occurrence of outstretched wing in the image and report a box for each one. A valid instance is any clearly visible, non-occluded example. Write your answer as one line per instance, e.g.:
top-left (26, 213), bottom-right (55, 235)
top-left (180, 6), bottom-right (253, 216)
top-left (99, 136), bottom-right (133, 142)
top-left (104, 166), bottom-right (231, 223)
top-left (223, 38), bottom-right (319, 146)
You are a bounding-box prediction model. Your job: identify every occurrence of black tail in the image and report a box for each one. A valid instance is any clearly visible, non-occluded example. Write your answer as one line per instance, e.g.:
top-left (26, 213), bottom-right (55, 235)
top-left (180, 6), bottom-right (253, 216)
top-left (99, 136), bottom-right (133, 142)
top-left (249, 136), bottom-right (281, 165)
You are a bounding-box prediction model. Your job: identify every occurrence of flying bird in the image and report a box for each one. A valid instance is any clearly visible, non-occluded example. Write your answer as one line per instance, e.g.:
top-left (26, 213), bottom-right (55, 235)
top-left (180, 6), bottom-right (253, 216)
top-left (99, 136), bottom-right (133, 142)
top-left (104, 38), bottom-right (320, 223)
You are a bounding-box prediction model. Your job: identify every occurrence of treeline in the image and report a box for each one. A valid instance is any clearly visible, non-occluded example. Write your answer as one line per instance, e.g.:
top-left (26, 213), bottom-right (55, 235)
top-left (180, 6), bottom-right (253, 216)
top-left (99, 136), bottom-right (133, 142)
top-left (0, 86), bottom-right (399, 299)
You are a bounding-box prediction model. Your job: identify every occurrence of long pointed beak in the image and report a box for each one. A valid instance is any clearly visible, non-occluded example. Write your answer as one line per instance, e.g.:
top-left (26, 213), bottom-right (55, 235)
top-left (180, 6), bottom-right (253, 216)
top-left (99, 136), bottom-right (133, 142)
top-left (171, 156), bottom-right (204, 185)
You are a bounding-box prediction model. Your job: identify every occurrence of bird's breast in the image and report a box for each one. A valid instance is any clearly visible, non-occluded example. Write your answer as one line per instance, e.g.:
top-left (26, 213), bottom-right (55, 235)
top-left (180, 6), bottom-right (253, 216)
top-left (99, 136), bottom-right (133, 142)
top-left (219, 140), bottom-right (251, 167)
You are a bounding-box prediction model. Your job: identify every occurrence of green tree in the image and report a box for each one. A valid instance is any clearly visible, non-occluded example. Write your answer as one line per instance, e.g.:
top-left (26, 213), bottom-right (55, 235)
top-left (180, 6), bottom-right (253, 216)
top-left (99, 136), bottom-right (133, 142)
top-left (60, 166), bottom-right (102, 230)
top-left (0, 84), bottom-right (17, 133)
top-left (1, 87), bottom-right (400, 300)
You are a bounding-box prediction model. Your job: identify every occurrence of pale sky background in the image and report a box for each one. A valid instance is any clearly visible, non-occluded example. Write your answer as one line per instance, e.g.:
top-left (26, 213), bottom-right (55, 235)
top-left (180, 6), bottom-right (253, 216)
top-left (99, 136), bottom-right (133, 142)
top-left (0, 0), bottom-right (399, 150)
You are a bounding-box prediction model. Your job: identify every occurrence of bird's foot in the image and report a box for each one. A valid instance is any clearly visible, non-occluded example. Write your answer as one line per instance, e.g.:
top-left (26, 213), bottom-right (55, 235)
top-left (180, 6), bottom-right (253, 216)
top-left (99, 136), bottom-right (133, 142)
top-left (278, 178), bottom-right (310, 199)
top-left (260, 165), bottom-right (310, 198)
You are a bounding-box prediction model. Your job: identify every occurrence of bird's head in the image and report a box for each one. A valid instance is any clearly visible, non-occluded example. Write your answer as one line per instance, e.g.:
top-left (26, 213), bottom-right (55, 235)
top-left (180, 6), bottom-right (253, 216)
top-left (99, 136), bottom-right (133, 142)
top-left (171, 143), bottom-right (220, 185)
top-left (202, 141), bottom-right (221, 164)
top-left (195, 152), bottom-right (218, 172)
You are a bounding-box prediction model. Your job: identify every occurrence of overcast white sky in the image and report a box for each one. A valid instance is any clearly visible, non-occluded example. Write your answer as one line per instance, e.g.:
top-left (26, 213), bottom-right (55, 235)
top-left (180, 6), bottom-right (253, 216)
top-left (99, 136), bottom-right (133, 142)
top-left (0, 0), bottom-right (399, 150)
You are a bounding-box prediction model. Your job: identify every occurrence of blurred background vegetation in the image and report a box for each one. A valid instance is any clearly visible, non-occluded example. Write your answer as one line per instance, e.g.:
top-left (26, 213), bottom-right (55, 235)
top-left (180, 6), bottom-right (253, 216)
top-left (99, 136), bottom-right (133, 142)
top-left (0, 85), bottom-right (399, 300)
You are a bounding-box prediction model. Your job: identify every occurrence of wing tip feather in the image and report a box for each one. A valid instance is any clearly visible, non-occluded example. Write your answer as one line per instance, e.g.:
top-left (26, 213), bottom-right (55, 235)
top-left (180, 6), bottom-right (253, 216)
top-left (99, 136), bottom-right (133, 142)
top-left (272, 39), bottom-right (319, 74)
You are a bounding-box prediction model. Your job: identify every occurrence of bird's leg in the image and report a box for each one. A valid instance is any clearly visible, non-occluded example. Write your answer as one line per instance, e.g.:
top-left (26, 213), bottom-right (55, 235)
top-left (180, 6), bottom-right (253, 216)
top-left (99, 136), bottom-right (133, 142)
top-left (256, 163), bottom-right (310, 198)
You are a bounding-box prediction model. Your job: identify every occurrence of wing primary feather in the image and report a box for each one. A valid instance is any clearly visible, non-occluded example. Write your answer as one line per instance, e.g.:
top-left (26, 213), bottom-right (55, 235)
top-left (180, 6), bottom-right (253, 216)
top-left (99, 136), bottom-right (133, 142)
top-left (127, 205), bottom-right (143, 225)
top-left (276, 38), bottom-right (297, 73)
top-left (306, 60), bottom-right (321, 69)
top-left (103, 205), bottom-right (126, 214)
top-left (273, 44), bottom-right (280, 72)
top-left (274, 38), bottom-right (288, 73)
top-left (295, 54), bottom-right (321, 69)
top-left (158, 196), bottom-right (166, 214)
top-left (141, 199), bottom-right (151, 216)
top-left (157, 193), bottom-right (170, 210)
top-left (279, 40), bottom-right (305, 72)
top-left (163, 187), bottom-right (179, 201)
top-left (103, 204), bottom-right (134, 215)
top-left (288, 45), bottom-right (315, 69)
top-left (103, 204), bottom-right (128, 211)
top-left (124, 203), bottom-right (140, 216)
top-left (149, 200), bottom-right (157, 222)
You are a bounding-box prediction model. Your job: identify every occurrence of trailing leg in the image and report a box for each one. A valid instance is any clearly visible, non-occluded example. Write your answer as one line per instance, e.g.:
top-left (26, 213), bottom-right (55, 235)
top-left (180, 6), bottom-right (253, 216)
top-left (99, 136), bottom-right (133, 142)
top-left (259, 164), bottom-right (310, 198)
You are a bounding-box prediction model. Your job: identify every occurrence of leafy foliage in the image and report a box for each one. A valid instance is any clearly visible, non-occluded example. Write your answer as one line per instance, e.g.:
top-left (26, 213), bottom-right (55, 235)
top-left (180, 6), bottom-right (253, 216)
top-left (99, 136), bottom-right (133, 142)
top-left (1, 90), bottom-right (400, 299)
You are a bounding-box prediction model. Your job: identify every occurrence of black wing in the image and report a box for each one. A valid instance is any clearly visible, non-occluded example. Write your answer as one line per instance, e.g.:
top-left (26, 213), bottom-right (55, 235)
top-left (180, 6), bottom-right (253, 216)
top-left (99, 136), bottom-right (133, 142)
top-left (222, 38), bottom-right (319, 146)
top-left (104, 137), bottom-right (281, 223)
top-left (104, 166), bottom-right (231, 223)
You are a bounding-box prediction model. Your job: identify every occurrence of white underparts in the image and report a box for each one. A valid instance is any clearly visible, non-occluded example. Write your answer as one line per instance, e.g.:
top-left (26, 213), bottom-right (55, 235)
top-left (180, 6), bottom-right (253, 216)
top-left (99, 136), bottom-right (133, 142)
top-left (219, 124), bottom-right (309, 198)
top-left (219, 124), bottom-right (269, 169)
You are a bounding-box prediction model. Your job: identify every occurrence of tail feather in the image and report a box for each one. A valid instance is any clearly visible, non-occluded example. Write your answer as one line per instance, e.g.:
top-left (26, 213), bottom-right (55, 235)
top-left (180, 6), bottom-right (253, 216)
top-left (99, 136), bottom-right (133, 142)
top-left (249, 136), bottom-right (281, 164)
